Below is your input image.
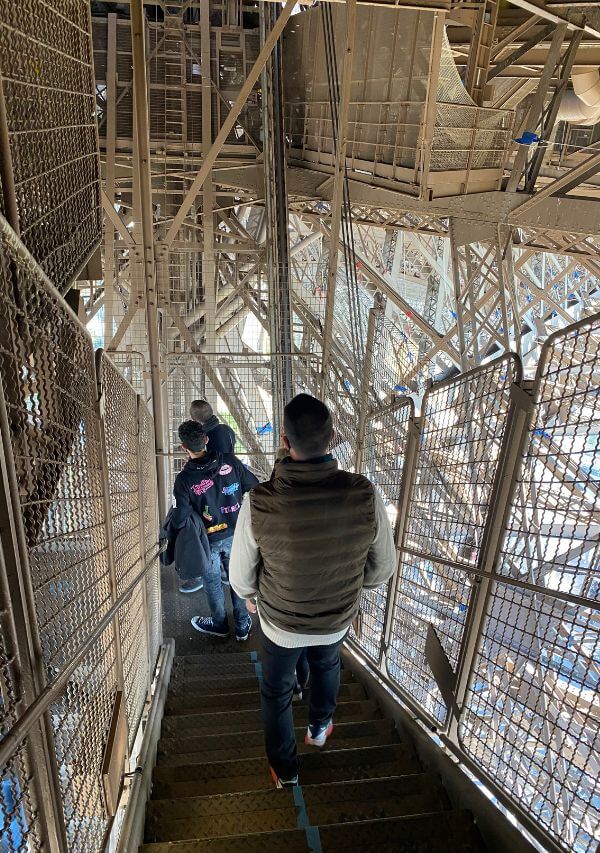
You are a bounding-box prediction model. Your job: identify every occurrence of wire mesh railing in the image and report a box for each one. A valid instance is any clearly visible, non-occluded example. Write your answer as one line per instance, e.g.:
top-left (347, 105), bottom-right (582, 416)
top-left (165, 351), bottom-right (322, 489)
top-left (0, 0), bottom-right (102, 289)
top-left (340, 310), bottom-right (599, 853)
top-left (0, 212), bottom-right (161, 851)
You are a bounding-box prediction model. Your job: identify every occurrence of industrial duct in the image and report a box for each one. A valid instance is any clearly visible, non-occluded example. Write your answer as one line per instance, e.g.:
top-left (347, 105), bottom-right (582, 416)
top-left (558, 69), bottom-right (600, 126)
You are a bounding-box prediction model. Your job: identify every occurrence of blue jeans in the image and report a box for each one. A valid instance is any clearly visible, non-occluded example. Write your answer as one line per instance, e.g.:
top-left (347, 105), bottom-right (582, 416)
top-left (259, 633), bottom-right (345, 779)
top-left (203, 537), bottom-right (247, 632)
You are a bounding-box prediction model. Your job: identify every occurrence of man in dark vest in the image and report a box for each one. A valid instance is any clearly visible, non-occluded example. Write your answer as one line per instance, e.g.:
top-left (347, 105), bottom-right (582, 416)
top-left (230, 393), bottom-right (396, 788)
top-left (190, 399), bottom-right (237, 454)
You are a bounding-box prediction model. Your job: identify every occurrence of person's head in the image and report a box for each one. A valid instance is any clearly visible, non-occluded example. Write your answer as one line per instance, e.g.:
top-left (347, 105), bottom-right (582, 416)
top-left (283, 393), bottom-right (334, 461)
top-left (190, 399), bottom-right (213, 424)
top-left (178, 420), bottom-right (207, 457)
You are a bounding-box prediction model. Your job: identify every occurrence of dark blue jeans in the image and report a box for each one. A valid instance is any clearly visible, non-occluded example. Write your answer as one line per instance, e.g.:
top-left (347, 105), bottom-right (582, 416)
top-left (259, 633), bottom-right (345, 779)
top-left (203, 537), bottom-right (247, 632)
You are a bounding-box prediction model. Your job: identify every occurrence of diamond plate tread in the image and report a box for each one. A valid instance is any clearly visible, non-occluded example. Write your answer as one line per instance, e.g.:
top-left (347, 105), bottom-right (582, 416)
top-left (139, 810), bottom-right (480, 852)
top-left (147, 772), bottom-right (442, 822)
top-left (157, 732), bottom-right (401, 767)
top-left (157, 718), bottom-right (398, 758)
top-left (165, 682), bottom-right (365, 711)
top-left (174, 652), bottom-right (265, 666)
top-left (172, 653), bottom-right (351, 674)
top-left (151, 744), bottom-right (421, 799)
top-left (145, 774), bottom-right (446, 841)
top-left (160, 699), bottom-right (381, 738)
top-left (169, 669), bottom-right (356, 691)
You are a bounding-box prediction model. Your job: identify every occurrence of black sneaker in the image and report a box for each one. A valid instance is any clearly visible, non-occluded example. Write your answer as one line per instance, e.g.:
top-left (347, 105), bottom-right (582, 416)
top-left (235, 617), bottom-right (252, 642)
top-left (190, 616), bottom-right (229, 638)
top-left (179, 577), bottom-right (203, 593)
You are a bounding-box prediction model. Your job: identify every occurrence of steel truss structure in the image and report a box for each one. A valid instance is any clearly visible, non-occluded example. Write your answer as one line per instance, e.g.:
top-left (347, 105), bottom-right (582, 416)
top-left (0, 0), bottom-right (598, 851)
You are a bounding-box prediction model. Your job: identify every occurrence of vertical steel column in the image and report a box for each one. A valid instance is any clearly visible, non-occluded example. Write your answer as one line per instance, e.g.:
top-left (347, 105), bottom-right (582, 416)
top-left (103, 14), bottom-right (118, 347)
top-left (416, 12), bottom-right (445, 198)
top-left (0, 68), bottom-right (19, 235)
top-left (320, 0), bottom-right (357, 395)
top-left (201, 0), bottom-right (217, 375)
top-left (130, 0), bottom-right (168, 520)
top-left (380, 412), bottom-right (421, 672)
top-left (260, 1), bottom-right (293, 442)
top-left (135, 395), bottom-right (155, 694)
top-left (354, 293), bottom-right (384, 473)
top-left (449, 219), bottom-right (470, 369)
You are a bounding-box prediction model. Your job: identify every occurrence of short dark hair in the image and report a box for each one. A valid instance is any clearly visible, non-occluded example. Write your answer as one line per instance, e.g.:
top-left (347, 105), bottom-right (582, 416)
top-left (178, 420), bottom-right (206, 452)
top-left (190, 399), bottom-right (213, 423)
top-left (283, 393), bottom-right (333, 459)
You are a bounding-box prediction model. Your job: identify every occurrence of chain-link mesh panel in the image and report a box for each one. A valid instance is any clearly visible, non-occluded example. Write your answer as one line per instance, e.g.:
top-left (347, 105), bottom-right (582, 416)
top-left (0, 219), bottom-right (112, 677)
top-left (166, 353), bottom-right (321, 490)
top-left (0, 622), bottom-right (43, 851)
top-left (0, 0), bottom-right (101, 288)
top-left (348, 400), bottom-right (413, 663)
top-left (0, 215), bottom-right (118, 847)
top-left (167, 353), bottom-right (275, 484)
top-left (460, 316), bottom-right (600, 853)
top-left (99, 355), bottom-right (149, 744)
top-left (107, 351), bottom-right (147, 400)
top-left (432, 105), bottom-right (511, 172)
top-left (0, 215), bottom-right (163, 851)
top-left (387, 355), bottom-right (519, 724)
top-left (50, 625), bottom-right (117, 852)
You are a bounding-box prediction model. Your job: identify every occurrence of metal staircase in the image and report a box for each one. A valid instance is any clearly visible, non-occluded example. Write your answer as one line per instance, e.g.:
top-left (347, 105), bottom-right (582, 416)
top-left (139, 649), bottom-right (484, 852)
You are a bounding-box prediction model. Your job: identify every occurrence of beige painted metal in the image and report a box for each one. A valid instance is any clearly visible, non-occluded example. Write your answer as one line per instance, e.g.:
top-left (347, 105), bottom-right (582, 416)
top-left (164, 0), bottom-right (296, 246)
top-left (130, 0), bottom-right (168, 520)
top-left (321, 0), bottom-right (357, 393)
top-left (514, 142), bottom-right (600, 216)
top-left (104, 14), bottom-right (119, 347)
top-left (201, 0), bottom-right (217, 363)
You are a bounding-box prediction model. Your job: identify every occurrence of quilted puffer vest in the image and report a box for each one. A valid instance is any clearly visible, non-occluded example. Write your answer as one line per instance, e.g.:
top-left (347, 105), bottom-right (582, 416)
top-left (249, 457), bottom-right (376, 634)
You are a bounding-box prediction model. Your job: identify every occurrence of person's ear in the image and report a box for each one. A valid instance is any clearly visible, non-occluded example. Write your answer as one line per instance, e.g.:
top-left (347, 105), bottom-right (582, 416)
top-left (282, 434), bottom-right (291, 450)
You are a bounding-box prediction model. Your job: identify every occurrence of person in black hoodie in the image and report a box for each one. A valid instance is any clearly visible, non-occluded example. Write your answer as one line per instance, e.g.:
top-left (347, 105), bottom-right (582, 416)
top-left (173, 420), bottom-right (259, 640)
top-left (190, 399), bottom-right (237, 454)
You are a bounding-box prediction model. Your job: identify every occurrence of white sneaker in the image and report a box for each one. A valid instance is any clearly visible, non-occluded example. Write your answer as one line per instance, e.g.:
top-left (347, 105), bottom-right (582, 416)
top-left (304, 720), bottom-right (333, 747)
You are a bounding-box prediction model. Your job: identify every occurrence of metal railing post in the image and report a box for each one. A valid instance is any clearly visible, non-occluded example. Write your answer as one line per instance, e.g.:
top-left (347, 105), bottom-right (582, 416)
top-left (446, 380), bottom-right (534, 743)
top-left (95, 352), bottom-right (127, 704)
top-left (136, 394), bottom-right (155, 693)
top-left (380, 411), bottom-right (421, 673)
top-left (354, 292), bottom-right (385, 473)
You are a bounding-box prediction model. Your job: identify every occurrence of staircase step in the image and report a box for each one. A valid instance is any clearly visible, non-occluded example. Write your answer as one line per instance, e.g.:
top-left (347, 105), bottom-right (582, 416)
top-left (169, 669), bottom-right (355, 692)
top-left (175, 652), bottom-right (257, 666)
top-left (165, 681), bottom-right (365, 712)
top-left (158, 718), bottom-right (397, 759)
top-left (140, 810), bottom-right (480, 852)
top-left (157, 731), bottom-right (400, 766)
top-left (145, 773), bottom-right (447, 841)
top-left (160, 699), bottom-right (381, 738)
top-left (151, 744), bottom-right (421, 798)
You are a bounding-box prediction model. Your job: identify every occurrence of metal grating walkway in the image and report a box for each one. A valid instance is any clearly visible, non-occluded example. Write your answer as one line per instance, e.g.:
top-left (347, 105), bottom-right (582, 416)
top-left (139, 648), bottom-right (484, 852)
